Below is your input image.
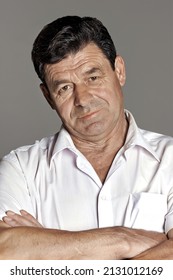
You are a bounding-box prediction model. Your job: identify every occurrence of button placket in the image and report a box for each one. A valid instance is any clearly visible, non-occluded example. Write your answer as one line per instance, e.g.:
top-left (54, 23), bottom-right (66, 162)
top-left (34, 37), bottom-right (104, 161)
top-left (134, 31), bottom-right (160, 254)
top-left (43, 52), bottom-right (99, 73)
top-left (97, 186), bottom-right (114, 228)
top-left (76, 157), bottom-right (102, 188)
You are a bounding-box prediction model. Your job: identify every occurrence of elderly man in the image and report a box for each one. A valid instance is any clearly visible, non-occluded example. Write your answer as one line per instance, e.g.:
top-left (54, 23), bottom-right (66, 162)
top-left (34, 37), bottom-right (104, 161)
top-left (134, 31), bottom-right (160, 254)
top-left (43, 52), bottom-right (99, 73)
top-left (0, 16), bottom-right (172, 259)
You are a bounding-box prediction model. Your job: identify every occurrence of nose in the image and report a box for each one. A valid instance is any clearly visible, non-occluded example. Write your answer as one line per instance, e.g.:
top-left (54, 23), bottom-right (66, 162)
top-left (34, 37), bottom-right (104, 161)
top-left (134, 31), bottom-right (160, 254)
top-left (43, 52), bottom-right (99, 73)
top-left (74, 83), bottom-right (92, 107)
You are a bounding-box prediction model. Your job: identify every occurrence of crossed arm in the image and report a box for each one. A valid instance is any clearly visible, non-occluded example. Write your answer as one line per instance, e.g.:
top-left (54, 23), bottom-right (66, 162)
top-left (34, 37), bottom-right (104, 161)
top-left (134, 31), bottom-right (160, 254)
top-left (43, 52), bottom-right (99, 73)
top-left (0, 210), bottom-right (172, 260)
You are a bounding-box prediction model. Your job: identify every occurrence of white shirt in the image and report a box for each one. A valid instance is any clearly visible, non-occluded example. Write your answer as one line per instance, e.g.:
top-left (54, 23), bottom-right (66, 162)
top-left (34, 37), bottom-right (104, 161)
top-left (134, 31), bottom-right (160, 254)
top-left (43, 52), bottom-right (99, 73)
top-left (0, 110), bottom-right (173, 233)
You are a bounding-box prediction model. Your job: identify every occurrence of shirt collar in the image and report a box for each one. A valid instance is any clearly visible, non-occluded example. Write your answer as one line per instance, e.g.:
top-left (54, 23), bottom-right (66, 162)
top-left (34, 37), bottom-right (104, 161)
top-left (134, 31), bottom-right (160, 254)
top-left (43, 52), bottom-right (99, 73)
top-left (124, 110), bottom-right (160, 162)
top-left (49, 110), bottom-right (160, 163)
top-left (51, 126), bottom-right (79, 156)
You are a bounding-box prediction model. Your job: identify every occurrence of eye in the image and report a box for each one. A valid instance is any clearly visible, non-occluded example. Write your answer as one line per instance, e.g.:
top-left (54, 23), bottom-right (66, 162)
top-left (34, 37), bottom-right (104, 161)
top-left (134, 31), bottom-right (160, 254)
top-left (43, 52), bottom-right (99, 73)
top-left (89, 76), bottom-right (98, 82)
top-left (59, 84), bottom-right (73, 94)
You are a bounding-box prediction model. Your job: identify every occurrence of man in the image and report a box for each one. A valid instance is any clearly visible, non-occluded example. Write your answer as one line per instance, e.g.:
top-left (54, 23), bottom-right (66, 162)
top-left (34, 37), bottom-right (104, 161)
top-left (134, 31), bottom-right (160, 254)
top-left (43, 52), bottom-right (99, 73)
top-left (0, 16), bottom-right (172, 259)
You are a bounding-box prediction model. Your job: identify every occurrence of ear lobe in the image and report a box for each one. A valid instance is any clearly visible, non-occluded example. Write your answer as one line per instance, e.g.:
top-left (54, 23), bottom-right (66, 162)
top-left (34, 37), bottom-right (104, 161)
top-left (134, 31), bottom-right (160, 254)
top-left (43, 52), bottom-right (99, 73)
top-left (40, 83), bottom-right (55, 110)
top-left (114, 56), bottom-right (126, 86)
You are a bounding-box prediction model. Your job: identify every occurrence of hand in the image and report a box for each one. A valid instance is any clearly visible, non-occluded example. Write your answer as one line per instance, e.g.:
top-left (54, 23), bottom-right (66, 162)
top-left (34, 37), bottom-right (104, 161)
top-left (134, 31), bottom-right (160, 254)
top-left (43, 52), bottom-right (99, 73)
top-left (2, 210), bottom-right (43, 228)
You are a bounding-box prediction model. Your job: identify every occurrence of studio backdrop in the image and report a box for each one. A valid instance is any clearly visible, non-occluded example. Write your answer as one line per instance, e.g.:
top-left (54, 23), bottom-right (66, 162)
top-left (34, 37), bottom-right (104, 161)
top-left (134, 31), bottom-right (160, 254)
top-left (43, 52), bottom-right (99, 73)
top-left (0, 0), bottom-right (172, 158)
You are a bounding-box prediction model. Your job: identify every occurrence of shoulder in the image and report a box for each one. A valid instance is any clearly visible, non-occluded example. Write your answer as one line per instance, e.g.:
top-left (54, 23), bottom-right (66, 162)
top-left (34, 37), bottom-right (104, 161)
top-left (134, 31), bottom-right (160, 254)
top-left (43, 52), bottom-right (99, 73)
top-left (140, 128), bottom-right (173, 145)
top-left (140, 128), bottom-right (173, 157)
top-left (0, 132), bottom-right (59, 169)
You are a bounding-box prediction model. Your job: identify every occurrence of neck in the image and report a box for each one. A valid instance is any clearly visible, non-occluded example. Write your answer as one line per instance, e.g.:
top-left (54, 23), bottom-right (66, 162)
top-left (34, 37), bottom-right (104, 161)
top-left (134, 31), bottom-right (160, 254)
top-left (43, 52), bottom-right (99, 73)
top-left (70, 112), bottom-right (129, 183)
top-left (71, 113), bottom-right (128, 156)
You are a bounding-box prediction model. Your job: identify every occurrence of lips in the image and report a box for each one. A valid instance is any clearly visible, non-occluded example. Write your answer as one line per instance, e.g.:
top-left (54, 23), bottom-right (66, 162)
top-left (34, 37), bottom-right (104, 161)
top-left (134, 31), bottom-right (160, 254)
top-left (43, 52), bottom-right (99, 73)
top-left (78, 109), bottom-right (101, 119)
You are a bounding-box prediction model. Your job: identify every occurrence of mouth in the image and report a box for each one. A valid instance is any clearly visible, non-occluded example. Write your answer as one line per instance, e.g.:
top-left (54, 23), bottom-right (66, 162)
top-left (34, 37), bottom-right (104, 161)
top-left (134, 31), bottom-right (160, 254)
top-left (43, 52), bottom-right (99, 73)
top-left (78, 109), bottom-right (101, 120)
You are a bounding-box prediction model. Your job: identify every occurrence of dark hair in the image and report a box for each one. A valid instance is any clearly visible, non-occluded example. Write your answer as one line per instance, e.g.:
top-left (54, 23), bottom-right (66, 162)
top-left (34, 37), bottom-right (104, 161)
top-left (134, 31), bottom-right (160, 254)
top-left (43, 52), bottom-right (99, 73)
top-left (32, 16), bottom-right (117, 82)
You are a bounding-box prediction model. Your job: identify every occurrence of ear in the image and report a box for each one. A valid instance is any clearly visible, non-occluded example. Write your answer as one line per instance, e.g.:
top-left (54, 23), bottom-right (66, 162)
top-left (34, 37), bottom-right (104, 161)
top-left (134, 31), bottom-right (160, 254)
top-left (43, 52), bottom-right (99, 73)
top-left (40, 83), bottom-right (55, 110)
top-left (114, 56), bottom-right (126, 86)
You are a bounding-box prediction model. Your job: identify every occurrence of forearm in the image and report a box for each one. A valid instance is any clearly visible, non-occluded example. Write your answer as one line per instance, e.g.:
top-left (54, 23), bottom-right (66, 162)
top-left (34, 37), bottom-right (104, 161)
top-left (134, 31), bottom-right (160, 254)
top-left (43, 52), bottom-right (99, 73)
top-left (0, 227), bottom-right (70, 259)
top-left (0, 226), bottom-right (127, 260)
top-left (0, 225), bottom-right (166, 260)
top-left (130, 239), bottom-right (173, 260)
top-left (131, 229), bottom-right (173, 260)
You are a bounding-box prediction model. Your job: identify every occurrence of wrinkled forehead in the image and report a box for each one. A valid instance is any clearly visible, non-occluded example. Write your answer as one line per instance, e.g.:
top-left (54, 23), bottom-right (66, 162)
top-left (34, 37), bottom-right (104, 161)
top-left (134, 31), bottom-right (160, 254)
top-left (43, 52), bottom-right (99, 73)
top-left (44, 43), bottom-right (109, 81)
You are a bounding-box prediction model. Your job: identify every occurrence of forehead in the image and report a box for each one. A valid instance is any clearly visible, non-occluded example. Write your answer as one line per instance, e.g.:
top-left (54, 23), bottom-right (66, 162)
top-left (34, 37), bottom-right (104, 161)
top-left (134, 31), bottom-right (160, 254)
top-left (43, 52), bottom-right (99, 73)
top-left (44, 43), bottom-right (110, 80)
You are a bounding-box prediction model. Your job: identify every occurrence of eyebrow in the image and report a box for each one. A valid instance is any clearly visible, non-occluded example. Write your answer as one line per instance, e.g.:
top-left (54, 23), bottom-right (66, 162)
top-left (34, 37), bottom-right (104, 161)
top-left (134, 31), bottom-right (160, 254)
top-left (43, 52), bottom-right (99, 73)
top-left (51, 79), bottom-right (70, 90)
top-left (85, 67), bottom-right (102, 75)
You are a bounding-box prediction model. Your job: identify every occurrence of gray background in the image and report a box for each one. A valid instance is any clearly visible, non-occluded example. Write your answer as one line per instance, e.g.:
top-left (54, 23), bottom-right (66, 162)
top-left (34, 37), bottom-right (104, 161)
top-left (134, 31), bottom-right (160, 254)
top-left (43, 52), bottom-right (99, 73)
top-left (0, 0), bottom-right (172, 158)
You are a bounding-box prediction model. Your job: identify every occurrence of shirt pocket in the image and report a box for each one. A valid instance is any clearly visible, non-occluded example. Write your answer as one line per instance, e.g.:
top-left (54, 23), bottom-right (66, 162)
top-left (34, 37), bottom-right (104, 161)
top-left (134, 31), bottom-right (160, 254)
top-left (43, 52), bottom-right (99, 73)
top-left (123, 192), bottom-right (167, 232)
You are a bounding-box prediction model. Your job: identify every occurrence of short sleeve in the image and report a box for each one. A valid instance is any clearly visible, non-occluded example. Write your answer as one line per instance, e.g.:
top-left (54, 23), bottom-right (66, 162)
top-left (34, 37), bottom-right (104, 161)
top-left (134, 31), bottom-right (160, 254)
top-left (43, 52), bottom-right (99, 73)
top-left (0, 151), bottom-right (35, 220)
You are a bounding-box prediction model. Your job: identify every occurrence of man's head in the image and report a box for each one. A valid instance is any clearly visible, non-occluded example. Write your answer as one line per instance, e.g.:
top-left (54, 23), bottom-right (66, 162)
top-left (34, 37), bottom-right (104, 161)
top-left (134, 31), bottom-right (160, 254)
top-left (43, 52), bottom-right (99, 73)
top-left (32, 16), bottom-right (126, 143)
top-left (32, 16), bottom-right (117, 84)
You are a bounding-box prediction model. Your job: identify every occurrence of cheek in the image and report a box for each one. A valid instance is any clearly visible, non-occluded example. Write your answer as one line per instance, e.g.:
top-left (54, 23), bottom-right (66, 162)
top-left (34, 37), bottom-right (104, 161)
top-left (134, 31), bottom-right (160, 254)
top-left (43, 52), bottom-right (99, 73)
top-left (96, 86), bottom-right (116, 104)
top-left (57, 100), bottom-right (74, 121)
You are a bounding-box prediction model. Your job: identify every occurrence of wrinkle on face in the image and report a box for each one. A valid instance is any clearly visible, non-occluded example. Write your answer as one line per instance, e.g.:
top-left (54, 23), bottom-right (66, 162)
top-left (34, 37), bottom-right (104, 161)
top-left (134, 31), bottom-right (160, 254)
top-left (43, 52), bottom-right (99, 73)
top-left (42, 43), bottom-right (126, 143)
top-left (44, 45), bottom-right (109, 91)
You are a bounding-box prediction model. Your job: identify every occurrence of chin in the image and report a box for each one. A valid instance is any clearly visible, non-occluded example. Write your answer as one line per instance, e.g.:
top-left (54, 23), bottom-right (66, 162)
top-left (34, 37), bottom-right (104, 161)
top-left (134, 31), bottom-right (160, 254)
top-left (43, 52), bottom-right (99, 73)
top-left (80, 121), bottom-right (107, 137)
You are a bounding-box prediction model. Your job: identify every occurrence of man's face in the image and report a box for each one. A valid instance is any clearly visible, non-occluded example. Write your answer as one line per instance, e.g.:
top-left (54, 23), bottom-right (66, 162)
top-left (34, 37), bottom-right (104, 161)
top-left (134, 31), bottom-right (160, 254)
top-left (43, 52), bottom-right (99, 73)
top-left (42, 43), bottom-right (126, 141)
